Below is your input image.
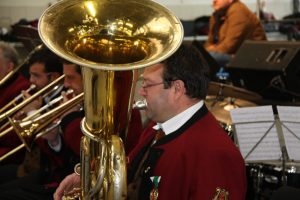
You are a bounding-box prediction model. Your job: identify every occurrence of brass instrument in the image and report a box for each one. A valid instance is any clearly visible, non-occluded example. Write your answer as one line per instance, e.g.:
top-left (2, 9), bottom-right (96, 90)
top-left (0, 121), bottom-right (59, 162)
top-left (0, 89), bottom-right (74, 139)
top-left (0, 90), bottom-right (82, 162)
top-left (0, 44), bottom-right (43, 87)
top-left (0, 84), bottom-right (36, 114)
top-left (39, 0), bottom-right (183, 199)
top-left (0, 74), bottom-right (65, 124)
top-left (10, 92), bottom-right (83, 152)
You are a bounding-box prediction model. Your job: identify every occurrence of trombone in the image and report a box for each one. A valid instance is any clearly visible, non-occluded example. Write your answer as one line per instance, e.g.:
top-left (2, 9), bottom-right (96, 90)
top-left (0, 92), bottom-right (84, 162)
top-left (0, 74), bottom-right (65, 124)
top-left (0, 89), bottom-right (74, 139)
top-left (0, 84), bottom-right (36, 114)
top-left (0, 44), bottom-right (43, 87)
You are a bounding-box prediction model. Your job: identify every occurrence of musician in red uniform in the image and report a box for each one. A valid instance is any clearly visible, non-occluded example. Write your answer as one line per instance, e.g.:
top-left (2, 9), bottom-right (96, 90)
top-left (0, 60), bottom-right (143, 199)
top-left (55, 44), bottom-right (246, 200)
top-left (0, 60), bottom-right (81, 199)
top-left (0, 42), bottom-right (31, 164)
top-left (0, 42), bottom-right (31, 108)
top-left (0, 46), bottom-right (63, 166)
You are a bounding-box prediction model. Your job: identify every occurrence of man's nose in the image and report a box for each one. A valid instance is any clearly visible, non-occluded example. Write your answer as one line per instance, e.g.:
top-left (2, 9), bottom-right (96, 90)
top-left (29, 76), bottom-right (35, 84)
top-left (138, 87), bottom-right (146, 97)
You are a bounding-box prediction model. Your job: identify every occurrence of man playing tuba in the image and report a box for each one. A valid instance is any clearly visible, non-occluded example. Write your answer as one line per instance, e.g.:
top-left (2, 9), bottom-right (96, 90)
top-left (54, 44), bottom-right (246, 200)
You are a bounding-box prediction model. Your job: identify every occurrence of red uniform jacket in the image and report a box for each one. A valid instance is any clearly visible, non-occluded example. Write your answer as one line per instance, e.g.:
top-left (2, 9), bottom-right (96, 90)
top-left (0, 73), bottom-right (31, 163)
top-left (0, 73), bottom-right (31, 108)
top-left (128, 105), bottom-right (247, 200)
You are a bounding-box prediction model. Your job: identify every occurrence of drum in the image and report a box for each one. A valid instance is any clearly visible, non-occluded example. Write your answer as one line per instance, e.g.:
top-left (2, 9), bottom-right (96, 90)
top-left (246, 162), bottom-right (300, 200)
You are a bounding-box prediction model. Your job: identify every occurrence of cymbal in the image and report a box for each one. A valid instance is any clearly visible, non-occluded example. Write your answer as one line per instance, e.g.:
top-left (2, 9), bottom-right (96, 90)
top-left (205, 95), bottom-right (257, 124)
top-left (208, 82), bottom-right (262, 102)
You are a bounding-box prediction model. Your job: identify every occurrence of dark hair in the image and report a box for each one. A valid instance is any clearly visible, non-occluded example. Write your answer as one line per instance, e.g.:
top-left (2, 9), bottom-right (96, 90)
top-left (28, 46), bottom-right (63, 74)
top-left (61, 59), bottom-right (81, 75)
top-left (162, 44), bottom-right (210, 99)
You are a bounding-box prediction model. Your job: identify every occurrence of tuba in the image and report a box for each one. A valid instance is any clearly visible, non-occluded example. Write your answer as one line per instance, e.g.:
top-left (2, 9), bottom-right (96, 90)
top-left (38, 0), bottom-right (183, 199)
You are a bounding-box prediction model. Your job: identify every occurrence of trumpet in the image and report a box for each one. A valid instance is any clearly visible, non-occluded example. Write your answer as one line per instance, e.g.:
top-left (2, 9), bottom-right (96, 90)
top-left (0, 74), bottom-right (65, 124)
top-left (0, 44), bottom-right (43, 87)
top-left (0, 89), bottom-right (74, 139)
top-left (0, 92), bottom-right (84, 162)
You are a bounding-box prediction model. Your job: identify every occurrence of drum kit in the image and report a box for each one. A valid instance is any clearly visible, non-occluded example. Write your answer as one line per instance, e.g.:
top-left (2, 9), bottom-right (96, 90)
top-left (205, 81), bottom-right (300, 200)
top-left (206, 81), bottom-right (261, 125)
top-left (246, 161), bottom-right (300, 200)
top-left (205, 81), bottom-right (261, 138)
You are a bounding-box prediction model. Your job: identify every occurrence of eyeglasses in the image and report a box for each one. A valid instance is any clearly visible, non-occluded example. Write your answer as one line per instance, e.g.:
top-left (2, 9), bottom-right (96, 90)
top-left (141, 82), bottom-right (164, 89)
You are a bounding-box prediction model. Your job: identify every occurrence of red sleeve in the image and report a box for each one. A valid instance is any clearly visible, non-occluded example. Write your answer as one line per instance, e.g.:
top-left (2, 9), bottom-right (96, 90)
top-left (0, 73), bottom-right (30, 108)
top-left (62, 117), bottom-right (83, 156)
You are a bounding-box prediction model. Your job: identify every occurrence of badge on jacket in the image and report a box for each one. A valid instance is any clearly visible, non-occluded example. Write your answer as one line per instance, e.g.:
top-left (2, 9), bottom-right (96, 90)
top-left (150, 176), bottom-right (161, 200)
top-left (212, 187), bottom-right (229, 200)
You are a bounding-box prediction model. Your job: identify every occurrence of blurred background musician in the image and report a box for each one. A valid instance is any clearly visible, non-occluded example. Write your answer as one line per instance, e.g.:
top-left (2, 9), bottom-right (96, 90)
top-left (0, 59), bottom-right (143, 199)
top-left (13, 46), bottom-right (64, 120)
top-left (204, 0), bottom-right (267, 68)
top-left (0, 59), bottom-right (81, 200)
top-left (0, 42), bottom-right (31, 165)
top-left (0, 46), bottom-right (64, 172)
top-left (0, 41), bottom-right (31, 108)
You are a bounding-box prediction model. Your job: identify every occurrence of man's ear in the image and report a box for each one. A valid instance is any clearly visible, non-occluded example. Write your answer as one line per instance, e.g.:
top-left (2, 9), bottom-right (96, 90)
top-left (174, 79), bottom-right (185, 94)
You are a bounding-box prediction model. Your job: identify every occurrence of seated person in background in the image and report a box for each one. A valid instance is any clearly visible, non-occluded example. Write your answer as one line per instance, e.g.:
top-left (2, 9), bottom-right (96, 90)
top-left (0, 42), bottom-right (31, 164)
top-left (204, 0), bottom-right (267, 68)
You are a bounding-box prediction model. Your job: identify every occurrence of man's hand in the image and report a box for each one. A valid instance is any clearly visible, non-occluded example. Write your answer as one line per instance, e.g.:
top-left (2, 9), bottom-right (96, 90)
top-left (53, 173), bottom-right (81, 200)
top-left (205, 44), bottom-right (218, 52)
top-left (14, 90), bottom-right (43, 120)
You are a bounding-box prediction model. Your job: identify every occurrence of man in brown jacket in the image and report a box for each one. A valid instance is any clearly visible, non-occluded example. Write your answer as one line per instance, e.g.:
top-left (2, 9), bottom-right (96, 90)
top-left (204, 0), bottom-right (267, 67)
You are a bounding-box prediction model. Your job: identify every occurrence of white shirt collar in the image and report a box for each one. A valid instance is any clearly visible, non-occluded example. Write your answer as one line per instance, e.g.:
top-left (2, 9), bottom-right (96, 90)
top-left (153, 100), bottom-right (204, 135)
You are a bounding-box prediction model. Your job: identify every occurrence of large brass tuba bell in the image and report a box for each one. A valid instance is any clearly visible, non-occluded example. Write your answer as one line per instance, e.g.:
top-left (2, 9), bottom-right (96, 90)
top-left (39, 0), bottom-right (183, 199)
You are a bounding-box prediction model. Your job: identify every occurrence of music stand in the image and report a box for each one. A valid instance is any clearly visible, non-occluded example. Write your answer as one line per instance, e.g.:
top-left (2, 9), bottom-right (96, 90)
top-left (230, 105), bottom-right (300, 185)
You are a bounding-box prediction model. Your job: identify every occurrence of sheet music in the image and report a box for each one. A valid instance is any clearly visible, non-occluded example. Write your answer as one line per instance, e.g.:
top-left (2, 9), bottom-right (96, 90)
top-left (277, 106), bottom-right (300, 161)
top-left (230, 106), bottom-right (282, 161)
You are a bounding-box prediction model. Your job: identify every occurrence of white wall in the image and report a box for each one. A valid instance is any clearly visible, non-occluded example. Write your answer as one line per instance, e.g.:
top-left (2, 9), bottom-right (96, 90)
top-left (0, 0), bottom-right (295, 29)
